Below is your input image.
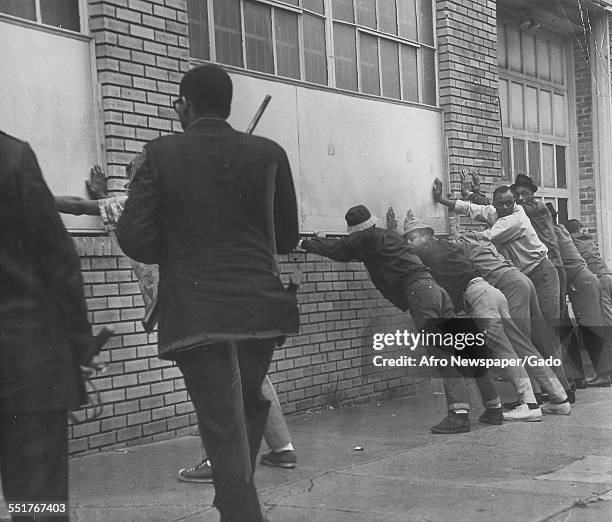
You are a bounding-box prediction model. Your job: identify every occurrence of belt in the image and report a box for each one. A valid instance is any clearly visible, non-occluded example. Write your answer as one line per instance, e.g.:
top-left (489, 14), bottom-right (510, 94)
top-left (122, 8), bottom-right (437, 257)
top-left (466, 276), bottom-right (484, 288)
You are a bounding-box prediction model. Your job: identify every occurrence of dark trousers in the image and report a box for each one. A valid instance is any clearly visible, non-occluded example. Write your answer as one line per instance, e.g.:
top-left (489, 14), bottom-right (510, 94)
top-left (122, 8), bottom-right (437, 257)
top-left (176, 339), bottom-right (275, 522)
top-left (567, 272), bottom-right (612, 377)
top-left (0, 410), bottom-right (69, 521)
top-left (405, 277), bottom-right (499, 412)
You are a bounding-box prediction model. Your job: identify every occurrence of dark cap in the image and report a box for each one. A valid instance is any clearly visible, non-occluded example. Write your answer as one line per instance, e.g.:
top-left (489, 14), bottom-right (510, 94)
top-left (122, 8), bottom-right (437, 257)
top-left (345, 205), bottom-right (377, 233)
top-left (510, 174), bottom-right (538, 194)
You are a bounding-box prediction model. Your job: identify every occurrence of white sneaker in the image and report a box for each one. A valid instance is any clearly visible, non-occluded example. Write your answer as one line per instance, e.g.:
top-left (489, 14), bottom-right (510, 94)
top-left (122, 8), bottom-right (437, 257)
top-left (502, 403), bottom-right (542, 422)
top-left (540, 401), bottom-right (571, 415)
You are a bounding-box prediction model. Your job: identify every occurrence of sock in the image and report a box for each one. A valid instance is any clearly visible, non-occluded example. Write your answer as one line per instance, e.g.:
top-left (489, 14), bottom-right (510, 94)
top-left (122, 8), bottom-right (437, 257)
top-left (526, 403), bottom-right (540, 409)
top-left (274, 442), bottom-right (294, 452)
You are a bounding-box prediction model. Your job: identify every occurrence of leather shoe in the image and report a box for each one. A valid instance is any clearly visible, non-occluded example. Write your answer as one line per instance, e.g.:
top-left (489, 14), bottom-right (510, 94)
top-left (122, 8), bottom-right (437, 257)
top-left (586, 375), bottom-right (612, 387)
top-left (568, 378), bottom-right (587, 390)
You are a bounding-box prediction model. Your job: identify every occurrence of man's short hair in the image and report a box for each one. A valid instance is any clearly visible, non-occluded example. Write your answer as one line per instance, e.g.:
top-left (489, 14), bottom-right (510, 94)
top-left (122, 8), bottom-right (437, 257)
top-left (179, 64), bottom-right (232, 118)
top-left (563, 219), bottom-right (581, 234)
top-left (492, 185), bottom-right (513, 200)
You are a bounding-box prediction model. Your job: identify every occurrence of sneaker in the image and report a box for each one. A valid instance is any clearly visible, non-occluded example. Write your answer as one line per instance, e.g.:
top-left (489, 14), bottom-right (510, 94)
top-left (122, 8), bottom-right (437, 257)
top-left (177, 459), bottom-right (213, 483)
top-left (541, 400), bottom-right (571, 415)
top-left (479, 407), bottom-right (503, 425)
top-left (502, 403), bottom-right (542, 422)
top-left (430, 412), bottom-right (470, 434)
top-left (260, 450), bottom-right (297, 469)
top-left (566, 389), bottom-right (576, 404)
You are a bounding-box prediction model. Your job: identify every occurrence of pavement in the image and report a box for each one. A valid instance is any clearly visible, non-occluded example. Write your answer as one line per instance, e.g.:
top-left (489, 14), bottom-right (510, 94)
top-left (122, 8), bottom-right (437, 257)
top-left (2, 380), bottom-right (612, 521)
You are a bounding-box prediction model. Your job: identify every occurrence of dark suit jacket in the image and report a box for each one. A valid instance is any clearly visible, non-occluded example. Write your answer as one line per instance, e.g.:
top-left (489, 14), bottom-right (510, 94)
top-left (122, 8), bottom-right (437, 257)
top-left (116, 119), bottom-right (299, 358)
top-left (0, 131), bottom-right (92, 411)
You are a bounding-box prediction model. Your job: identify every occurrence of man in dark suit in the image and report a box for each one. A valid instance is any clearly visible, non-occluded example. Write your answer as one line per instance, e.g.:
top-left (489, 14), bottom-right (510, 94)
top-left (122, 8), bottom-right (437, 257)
top-left (116, 65), bottom-right (299, 521)
top-left (0, 131), bottom-right (93, 519)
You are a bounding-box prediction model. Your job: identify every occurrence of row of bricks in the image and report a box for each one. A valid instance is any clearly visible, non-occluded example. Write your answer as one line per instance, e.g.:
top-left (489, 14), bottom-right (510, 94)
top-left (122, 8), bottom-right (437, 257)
top-left (69, 421), bottom-right (196, 454)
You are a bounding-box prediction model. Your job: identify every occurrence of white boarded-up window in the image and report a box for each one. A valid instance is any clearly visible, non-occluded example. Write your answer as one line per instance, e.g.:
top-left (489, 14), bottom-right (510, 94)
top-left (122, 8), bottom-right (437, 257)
top-left (0, 16), bottom-right (102, 231)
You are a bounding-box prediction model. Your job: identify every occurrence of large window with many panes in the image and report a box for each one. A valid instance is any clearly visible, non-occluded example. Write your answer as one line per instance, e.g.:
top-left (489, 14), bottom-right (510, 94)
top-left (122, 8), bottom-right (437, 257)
top-left (187, 0), bottom-right (437, 105)
top-left (497, 21), bottom-right (572, 222)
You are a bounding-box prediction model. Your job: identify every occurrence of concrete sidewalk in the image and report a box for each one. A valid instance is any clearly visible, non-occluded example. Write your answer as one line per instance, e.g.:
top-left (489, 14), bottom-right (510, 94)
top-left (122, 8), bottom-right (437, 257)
top-left (3, 383), bottom-right (612, 521)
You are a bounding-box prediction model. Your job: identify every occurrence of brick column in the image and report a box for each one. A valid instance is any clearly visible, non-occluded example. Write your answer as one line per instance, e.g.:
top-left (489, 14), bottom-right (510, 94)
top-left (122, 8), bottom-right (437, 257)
top-left (88, 0), bottom-right (189, 190)
top-left (573, 36), bottom-right (597, 234)
top-left (436, 0), bottom-right (501, 204)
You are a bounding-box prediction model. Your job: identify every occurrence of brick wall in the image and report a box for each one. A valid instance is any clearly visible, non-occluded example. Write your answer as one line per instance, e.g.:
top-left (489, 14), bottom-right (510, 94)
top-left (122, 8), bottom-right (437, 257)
top-left (69, 237), bottom-right (431, 454)
top-left (436, 0), bottom-right (501, 211)
top-left (573, 34), bottom-right (597, 235)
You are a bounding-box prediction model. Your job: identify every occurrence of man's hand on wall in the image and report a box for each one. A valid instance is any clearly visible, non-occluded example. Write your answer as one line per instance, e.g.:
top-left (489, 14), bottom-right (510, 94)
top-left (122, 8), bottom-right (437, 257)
top-left (433, 178), bottom-right (444, 202)
top-left (86, 165), bottom-right (108, 200)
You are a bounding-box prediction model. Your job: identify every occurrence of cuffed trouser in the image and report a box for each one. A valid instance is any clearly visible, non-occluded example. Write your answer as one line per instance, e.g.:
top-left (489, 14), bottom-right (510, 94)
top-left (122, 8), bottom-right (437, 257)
top-left (464, 279), bottom-right (537, 405)
top-left (405, 276), bottom-right (500, 412)
top-left (0, 410), bottom-right (69, 522)
top-left (567, 273), bottom-right (612, 377)
top-left (441, 368), bottom-right (501, 412)
top-left (261, 376), bottom-right (292, 451)
top-left (494, 270), bottom-right (570, 391)
top-left (176, 340), bottom-right (275, 522)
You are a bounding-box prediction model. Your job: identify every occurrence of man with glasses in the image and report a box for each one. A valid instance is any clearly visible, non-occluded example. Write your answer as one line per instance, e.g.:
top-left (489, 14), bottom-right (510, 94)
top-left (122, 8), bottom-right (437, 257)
top-left (116, 65), bottom-right (299, 521)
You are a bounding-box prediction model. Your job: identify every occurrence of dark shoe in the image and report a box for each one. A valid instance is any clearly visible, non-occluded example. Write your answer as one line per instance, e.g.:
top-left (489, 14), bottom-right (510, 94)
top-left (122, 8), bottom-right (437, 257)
top-left (571, 378), bottom-right (587, 389)
top-left (565, 389), bottom-right (576, 404)
top-left (479, 407), bottom-right (503, 425)
top-left (586, 375), bottom-right (612, 387)
top-left (431, 412), bottom-right (470, 434)
top-left (261, 450), bottom-right (297, 469)
top-left (177, 459), bottom-right (213, 483)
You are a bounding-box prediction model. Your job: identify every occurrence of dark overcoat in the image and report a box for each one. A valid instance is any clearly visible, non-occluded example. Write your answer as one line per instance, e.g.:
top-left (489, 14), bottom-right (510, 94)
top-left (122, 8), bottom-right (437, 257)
top-left (116, 119), bottom-right (299, 358)
top-left (0, 131), bottom-right (92, 411)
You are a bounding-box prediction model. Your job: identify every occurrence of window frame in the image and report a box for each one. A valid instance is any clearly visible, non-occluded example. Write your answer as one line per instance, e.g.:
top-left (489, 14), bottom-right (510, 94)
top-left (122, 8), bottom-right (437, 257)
top-left (497, 21), bottom-right (574, 210)
top-left (188, 0), bottom-right (438, 107)
top-left (0, 0), bottom-right (87, 35)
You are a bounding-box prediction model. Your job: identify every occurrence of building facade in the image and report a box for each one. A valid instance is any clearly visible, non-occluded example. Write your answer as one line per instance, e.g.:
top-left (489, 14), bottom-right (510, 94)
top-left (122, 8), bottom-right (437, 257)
top-left (0, 0), bottom-right (610, 454)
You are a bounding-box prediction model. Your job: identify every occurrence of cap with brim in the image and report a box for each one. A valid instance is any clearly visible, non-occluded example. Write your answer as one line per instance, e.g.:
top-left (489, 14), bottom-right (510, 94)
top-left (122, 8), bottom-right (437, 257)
top-left (403, 219), bottom-right (434, 236)
top-left (510, 174), bottom-right (538, 194)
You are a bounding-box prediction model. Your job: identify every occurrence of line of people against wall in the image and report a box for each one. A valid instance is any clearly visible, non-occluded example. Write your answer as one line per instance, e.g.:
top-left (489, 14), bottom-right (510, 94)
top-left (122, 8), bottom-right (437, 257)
top-left (3, 63), bottom-right (611, 521)
top-left (59, 160), bottom-right (612, 439)
top-left (298, 173), bottom-right (612, 434)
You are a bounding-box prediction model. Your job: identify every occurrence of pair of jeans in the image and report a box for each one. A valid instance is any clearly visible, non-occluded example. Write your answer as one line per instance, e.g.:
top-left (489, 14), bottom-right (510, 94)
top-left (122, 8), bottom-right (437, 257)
top-left (0, 410), bottom-right (69, 521)
top-left (464, 279), bottom-right (537, 404)
top-left (494, 270), bottom-right (569, 392)
top-left (405, 277), bottom-right (500, 412)
top-left (176, 340), bottom-right (275, 522)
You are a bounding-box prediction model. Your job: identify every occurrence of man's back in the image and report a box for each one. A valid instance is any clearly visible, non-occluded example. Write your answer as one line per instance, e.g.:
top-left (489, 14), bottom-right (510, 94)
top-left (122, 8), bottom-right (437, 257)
top-left (0, 131), bottom-right (90, 412)
top-left (117, 119), bottom-right (299, 355)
